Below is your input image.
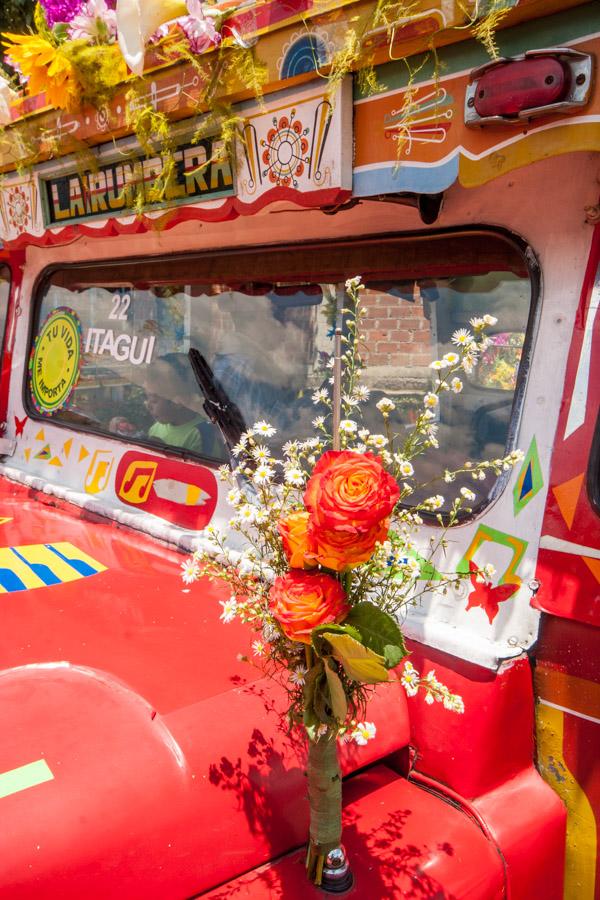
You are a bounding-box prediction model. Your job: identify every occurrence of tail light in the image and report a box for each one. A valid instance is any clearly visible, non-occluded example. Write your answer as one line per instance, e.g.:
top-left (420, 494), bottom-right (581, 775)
top-left (465, 48), bottom-right (593, 126)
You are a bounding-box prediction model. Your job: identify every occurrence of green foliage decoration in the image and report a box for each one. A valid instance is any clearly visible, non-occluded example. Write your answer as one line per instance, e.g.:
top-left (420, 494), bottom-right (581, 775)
top-left (0, 0), bottom-right (513, 216)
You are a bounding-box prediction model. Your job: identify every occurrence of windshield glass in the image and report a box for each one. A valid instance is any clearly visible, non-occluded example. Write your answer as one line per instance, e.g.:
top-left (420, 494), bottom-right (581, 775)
top-left (31, 231), bottom-right (533, 514)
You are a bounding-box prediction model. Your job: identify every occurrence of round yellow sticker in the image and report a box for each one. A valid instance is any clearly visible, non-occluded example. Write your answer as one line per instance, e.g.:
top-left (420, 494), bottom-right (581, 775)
top-left (29, 308), bottom-right (81, 414)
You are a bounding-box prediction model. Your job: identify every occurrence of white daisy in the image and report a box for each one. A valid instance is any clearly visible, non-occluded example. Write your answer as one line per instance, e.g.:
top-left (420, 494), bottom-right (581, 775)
top-left (238, 504), bottom-right (257, 524)
top-left (312, 416), bottom-right (325, 429)
top-left (451, 328), bottom-right (474, 347)
top-left (443, 352), bottom-right (460, 366)
top-left (253, 465), bottom-right (274, 485)
top-left (251, 445), bottom-right (271, 461)
top-left (282, 440), bottom-right (298, 456)
top-left (253, 421), bottom-right (276, 437)
top-left (369, 434), bottom-right (388, 448)
top-left (460, 487), bottom-right (476, 502)
top-left (483, 314), bottom-right (498, 326)
top-left (312, 388), bottom-right (329, 404)
top-left (401, 661), bottom-right (419, 697)
top-left (423, 494), bottom-right (444, 511)
top-left (339, 419), bottom-right (357, 434)
top-left (351, 722), bottom-right (376, 746)
top-left (399, 460), bottom-right (414, 477)
top-left (219, 597), bottom-right (238, 623)
top-left (423, 392), bottom-right (438, 408)
top-left (252, 640), bottom-right (266, 656)
top-left (180, 558), bottom-right (200, 584)
top-left (285, 468), bottom-right (305, 486)
top-left (450, 377), bottom-right (463, 394)
top-left (429, 359), bottom-right (447, 371)
top-left (289, 665), bottom-right (308, 686)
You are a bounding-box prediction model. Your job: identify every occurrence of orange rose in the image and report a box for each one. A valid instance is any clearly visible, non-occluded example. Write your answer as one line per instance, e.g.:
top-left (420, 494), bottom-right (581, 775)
top-left (304, 450), bottom-right (400, 535)
top-left (309, 517), bottom-right (390, 572)
top-left (269, 570), bottom-right (349, 644)
top-left (278, 511), bottom-right (317, 570)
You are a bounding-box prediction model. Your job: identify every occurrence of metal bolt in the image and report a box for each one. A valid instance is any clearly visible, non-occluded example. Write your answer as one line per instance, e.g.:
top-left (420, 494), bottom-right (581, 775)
top-left (576, 73), bottom-right (586, 86)
top-left (467, 96), bottom-right (475, 108)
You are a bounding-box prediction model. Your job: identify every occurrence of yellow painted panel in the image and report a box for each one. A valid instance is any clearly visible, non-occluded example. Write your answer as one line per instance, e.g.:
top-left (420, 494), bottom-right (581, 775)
top-left (459, 123), bottom-right (600, 189)
top-left (0, 548), bottom-right (46, 591)
top-left (536, 702), bottom-right (597, 900)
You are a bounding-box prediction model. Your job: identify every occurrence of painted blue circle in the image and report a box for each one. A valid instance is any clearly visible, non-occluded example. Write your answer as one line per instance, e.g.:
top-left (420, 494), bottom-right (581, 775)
top-left (281, 35), bottom-right (328, 80)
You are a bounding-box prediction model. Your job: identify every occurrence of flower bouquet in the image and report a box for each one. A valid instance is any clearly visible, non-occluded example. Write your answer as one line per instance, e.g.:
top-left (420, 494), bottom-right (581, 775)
top-left (182, 277), bottom-right (522, 888)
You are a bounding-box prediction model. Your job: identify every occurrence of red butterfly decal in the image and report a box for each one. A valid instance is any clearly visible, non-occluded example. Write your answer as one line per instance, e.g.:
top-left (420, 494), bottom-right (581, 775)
top-left (14, 415), bottom-right (27, 437)
top-left (466, 561), bottom-right (519, 624)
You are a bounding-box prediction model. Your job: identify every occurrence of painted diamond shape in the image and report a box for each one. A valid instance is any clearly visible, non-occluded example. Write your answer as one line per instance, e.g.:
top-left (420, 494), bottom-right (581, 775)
top-left (513, 436), bottom-right (543, 516)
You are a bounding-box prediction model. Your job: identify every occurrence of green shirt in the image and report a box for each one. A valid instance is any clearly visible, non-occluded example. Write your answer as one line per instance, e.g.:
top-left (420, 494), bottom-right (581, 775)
top-left (149, 417), bottom-right (204, 453)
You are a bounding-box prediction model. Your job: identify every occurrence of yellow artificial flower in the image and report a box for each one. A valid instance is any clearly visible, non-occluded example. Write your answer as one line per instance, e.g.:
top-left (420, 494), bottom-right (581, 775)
top-left (2, 33), bottom-right (81, 110)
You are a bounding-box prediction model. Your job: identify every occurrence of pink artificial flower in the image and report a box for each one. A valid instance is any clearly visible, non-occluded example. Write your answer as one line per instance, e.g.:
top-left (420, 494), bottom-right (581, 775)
top-left (68, 0), bottom-right (117, 42)
top-left (179, 0), bottom-right (221, 54)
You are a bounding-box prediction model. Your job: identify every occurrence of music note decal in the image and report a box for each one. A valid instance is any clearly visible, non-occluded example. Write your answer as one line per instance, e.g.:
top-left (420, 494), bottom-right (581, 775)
top-left (114, 451), bottom-right (217, 529)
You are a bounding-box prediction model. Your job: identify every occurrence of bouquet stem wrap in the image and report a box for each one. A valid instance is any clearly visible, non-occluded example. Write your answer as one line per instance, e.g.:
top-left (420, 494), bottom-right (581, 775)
top-left (306, 735), bottom-right (342, 883)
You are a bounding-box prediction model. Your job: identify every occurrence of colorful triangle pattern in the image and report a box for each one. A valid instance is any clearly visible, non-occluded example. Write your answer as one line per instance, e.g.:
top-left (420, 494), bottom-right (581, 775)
top-left (34, 444), bottom-right (51, 461)
top-left (513, 436), bottom-right (544, 516)
top-left (552, 473), bottom-right (584, 531)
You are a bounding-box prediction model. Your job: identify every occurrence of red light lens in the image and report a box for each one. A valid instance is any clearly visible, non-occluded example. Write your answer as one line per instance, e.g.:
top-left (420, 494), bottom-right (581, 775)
top-left (474, 57), bottom-right (567, 118)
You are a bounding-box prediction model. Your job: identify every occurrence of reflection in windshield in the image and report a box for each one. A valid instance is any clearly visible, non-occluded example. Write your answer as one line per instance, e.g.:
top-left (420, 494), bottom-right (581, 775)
top-left (34, 248), bottom-right (531, 514)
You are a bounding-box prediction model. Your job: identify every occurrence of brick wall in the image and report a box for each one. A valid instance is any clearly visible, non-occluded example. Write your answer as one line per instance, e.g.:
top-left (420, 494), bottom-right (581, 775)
top-left (360, 284), bottom-right (433, 369)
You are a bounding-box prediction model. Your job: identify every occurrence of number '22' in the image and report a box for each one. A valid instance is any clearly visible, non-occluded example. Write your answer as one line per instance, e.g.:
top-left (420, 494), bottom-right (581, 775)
top-left (109, 293), bottom-right (131, 321)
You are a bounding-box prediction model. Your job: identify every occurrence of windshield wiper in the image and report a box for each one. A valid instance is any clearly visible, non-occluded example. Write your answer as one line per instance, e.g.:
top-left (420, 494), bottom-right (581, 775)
top-left (188, 348), bottom-right (246, 453)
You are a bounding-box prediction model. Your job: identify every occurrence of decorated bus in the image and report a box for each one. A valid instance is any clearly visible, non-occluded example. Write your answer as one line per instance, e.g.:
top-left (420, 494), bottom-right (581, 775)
top-left (0, 0), bottom-right (598, 897)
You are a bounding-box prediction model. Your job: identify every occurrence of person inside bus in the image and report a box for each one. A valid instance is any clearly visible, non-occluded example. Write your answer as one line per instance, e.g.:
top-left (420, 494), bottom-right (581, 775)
top-left (112, 352), bottom-right (225, 457)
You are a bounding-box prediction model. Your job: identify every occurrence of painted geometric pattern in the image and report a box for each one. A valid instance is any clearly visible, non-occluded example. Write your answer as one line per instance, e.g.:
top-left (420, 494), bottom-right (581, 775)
top-left (513, 436), bottom-right (544, 515)
top-left (0, 542), bottom-right (106, 593)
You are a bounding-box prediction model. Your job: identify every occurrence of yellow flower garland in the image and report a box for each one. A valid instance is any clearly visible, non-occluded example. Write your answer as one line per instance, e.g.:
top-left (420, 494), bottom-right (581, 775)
top-left (3, 33), bottom-right (81, 110)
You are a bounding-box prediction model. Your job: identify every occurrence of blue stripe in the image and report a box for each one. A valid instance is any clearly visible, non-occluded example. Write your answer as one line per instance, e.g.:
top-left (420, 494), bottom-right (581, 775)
top-left (11, 548), bottom-right (61, 586)
top-left (46, 544), bottom-right (98, 577)
top-left (353, 156), bottom-right (458, 196)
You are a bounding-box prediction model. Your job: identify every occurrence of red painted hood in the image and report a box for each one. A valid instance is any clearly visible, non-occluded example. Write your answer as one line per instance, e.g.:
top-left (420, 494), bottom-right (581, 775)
top-left (0, 478), bottom-right (410, 898)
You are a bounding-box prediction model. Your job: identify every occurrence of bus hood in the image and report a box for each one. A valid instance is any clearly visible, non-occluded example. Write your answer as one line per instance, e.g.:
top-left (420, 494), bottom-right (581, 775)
top-left (0, 477), bottom-right (410, 898)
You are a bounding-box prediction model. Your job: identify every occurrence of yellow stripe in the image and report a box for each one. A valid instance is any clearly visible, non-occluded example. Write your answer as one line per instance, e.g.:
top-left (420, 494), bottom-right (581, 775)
top-left (0, 548), bottom-right (46, 591)
top-left (536, 703), bottom-right (597, 900)
top-left (459, 123), bottom-right (600, 189)
top-left (0, 759), bottom-right (54, 800)
top-left (52, 542), bottom-right (107, 574)
top-left (15, 544), bottom-right (92, 583)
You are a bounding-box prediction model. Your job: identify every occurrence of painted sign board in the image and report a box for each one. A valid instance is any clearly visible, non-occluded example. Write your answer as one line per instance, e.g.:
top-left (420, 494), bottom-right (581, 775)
top-left (41, 136), bottom-right (234, 227)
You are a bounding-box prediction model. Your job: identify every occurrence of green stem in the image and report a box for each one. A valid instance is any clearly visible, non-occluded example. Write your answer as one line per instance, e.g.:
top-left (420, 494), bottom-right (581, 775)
top-left (305, 735), bottom-right (342, 884)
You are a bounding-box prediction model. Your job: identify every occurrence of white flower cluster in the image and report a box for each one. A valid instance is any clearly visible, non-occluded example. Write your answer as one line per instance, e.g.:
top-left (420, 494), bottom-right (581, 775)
top-left (400, 662), bottom-right (464, 713)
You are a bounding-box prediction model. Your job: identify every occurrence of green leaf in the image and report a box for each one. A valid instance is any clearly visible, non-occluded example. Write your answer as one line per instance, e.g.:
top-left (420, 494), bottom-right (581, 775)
top-left (383, 644), bottom-right (406, 669)
top-left (303, 662), bottom-right (324, 709)
top-left (313, 669), bottom-right (336, 725)
top-left (320, 632), bottom-right (389, 684)
top-left (324, 659), bottom-right (348, 722)
top-left (312, 622), bottom-right (362, 657)
top-left (345, 602), bottom-right (407, 666)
